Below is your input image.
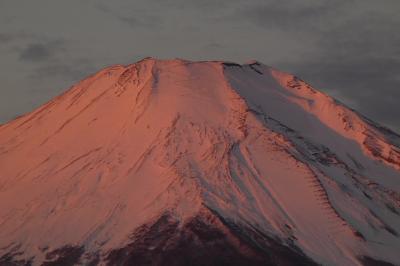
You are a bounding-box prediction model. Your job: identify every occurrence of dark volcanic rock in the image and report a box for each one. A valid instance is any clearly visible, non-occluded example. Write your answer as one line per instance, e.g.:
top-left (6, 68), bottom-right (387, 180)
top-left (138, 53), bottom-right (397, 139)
top-left (106, 209), bottom-right (317, 266)
top-left (359, 256), bottom-right (397, 266)
top-left (41, 245), bottom-right (84, 266)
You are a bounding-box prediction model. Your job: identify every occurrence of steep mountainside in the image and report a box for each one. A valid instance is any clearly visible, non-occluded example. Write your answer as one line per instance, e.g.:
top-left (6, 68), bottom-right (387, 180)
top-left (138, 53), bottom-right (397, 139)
top-left (0, 58), bottom-right (399, 266)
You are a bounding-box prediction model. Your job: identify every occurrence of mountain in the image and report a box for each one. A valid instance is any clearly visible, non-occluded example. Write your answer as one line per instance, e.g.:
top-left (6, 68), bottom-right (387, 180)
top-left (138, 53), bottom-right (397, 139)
top-left (0, 58), bottom-right (399, 266)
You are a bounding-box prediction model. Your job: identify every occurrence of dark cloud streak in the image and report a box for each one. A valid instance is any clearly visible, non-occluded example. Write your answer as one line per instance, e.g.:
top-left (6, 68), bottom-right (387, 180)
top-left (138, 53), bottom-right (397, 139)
top-left (19, 42), bottom-right (59, 62)
top-left (232, 0), bottom-right (352, 31)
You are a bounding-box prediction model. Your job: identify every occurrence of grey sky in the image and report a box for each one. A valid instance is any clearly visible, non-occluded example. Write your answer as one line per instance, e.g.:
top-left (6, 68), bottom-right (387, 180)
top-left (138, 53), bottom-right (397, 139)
top-left (0, 0), bottom-right (399, 132)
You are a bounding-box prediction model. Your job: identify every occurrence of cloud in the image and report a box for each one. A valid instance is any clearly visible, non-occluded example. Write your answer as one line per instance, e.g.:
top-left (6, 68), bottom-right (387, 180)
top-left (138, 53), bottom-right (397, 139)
top-left (117, 14), bottom-right (160, 28)
top-left (204, 42), bottom-right (224, 49)
top-left (0, 32), bottom-right (33, 46)
top-left (231, 0), bottom-right (352, 31)
top-left (30, 62), bottom-right (95, 82)
top-left (12, 36), bottom-right (97, 90)
top-left (94, 2), bottom-right (162, 29)
top-left (151, 0), bottom-right (242, 10)
top-left (13, 37), bottom-right (96, 82)
top-left (0, 33), bottom-right (14, 44)
top-left (19, 40), bottom-right (65, 62)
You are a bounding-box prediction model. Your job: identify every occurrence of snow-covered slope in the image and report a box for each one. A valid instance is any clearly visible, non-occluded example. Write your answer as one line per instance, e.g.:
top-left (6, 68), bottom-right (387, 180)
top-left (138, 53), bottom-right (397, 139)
top-left (0, 58), bottom-right (399, 266)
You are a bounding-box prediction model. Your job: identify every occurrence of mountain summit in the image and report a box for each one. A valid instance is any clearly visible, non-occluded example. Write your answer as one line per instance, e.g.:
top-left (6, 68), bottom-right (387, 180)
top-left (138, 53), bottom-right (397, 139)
top-left (0, 58), bottom-right (399, 265)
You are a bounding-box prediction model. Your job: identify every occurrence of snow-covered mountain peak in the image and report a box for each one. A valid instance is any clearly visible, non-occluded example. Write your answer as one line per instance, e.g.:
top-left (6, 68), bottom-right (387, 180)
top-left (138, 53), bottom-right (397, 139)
top-left (0, 58), bottom-right (399, 266)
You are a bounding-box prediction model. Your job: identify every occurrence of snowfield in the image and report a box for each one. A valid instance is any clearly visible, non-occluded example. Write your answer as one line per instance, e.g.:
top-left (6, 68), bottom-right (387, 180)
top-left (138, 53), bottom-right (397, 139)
top-left (0, 58), bottom-right (399, 265)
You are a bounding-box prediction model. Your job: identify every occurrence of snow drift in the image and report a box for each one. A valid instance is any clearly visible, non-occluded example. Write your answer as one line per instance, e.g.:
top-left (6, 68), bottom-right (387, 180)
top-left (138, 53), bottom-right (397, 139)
top-left (0, 58), bottom-right (399, 266)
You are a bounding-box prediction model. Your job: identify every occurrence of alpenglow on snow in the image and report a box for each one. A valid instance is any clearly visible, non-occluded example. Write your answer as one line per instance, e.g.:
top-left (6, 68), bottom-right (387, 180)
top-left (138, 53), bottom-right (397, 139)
top-left (0, 58), bottom-right (399, 266)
